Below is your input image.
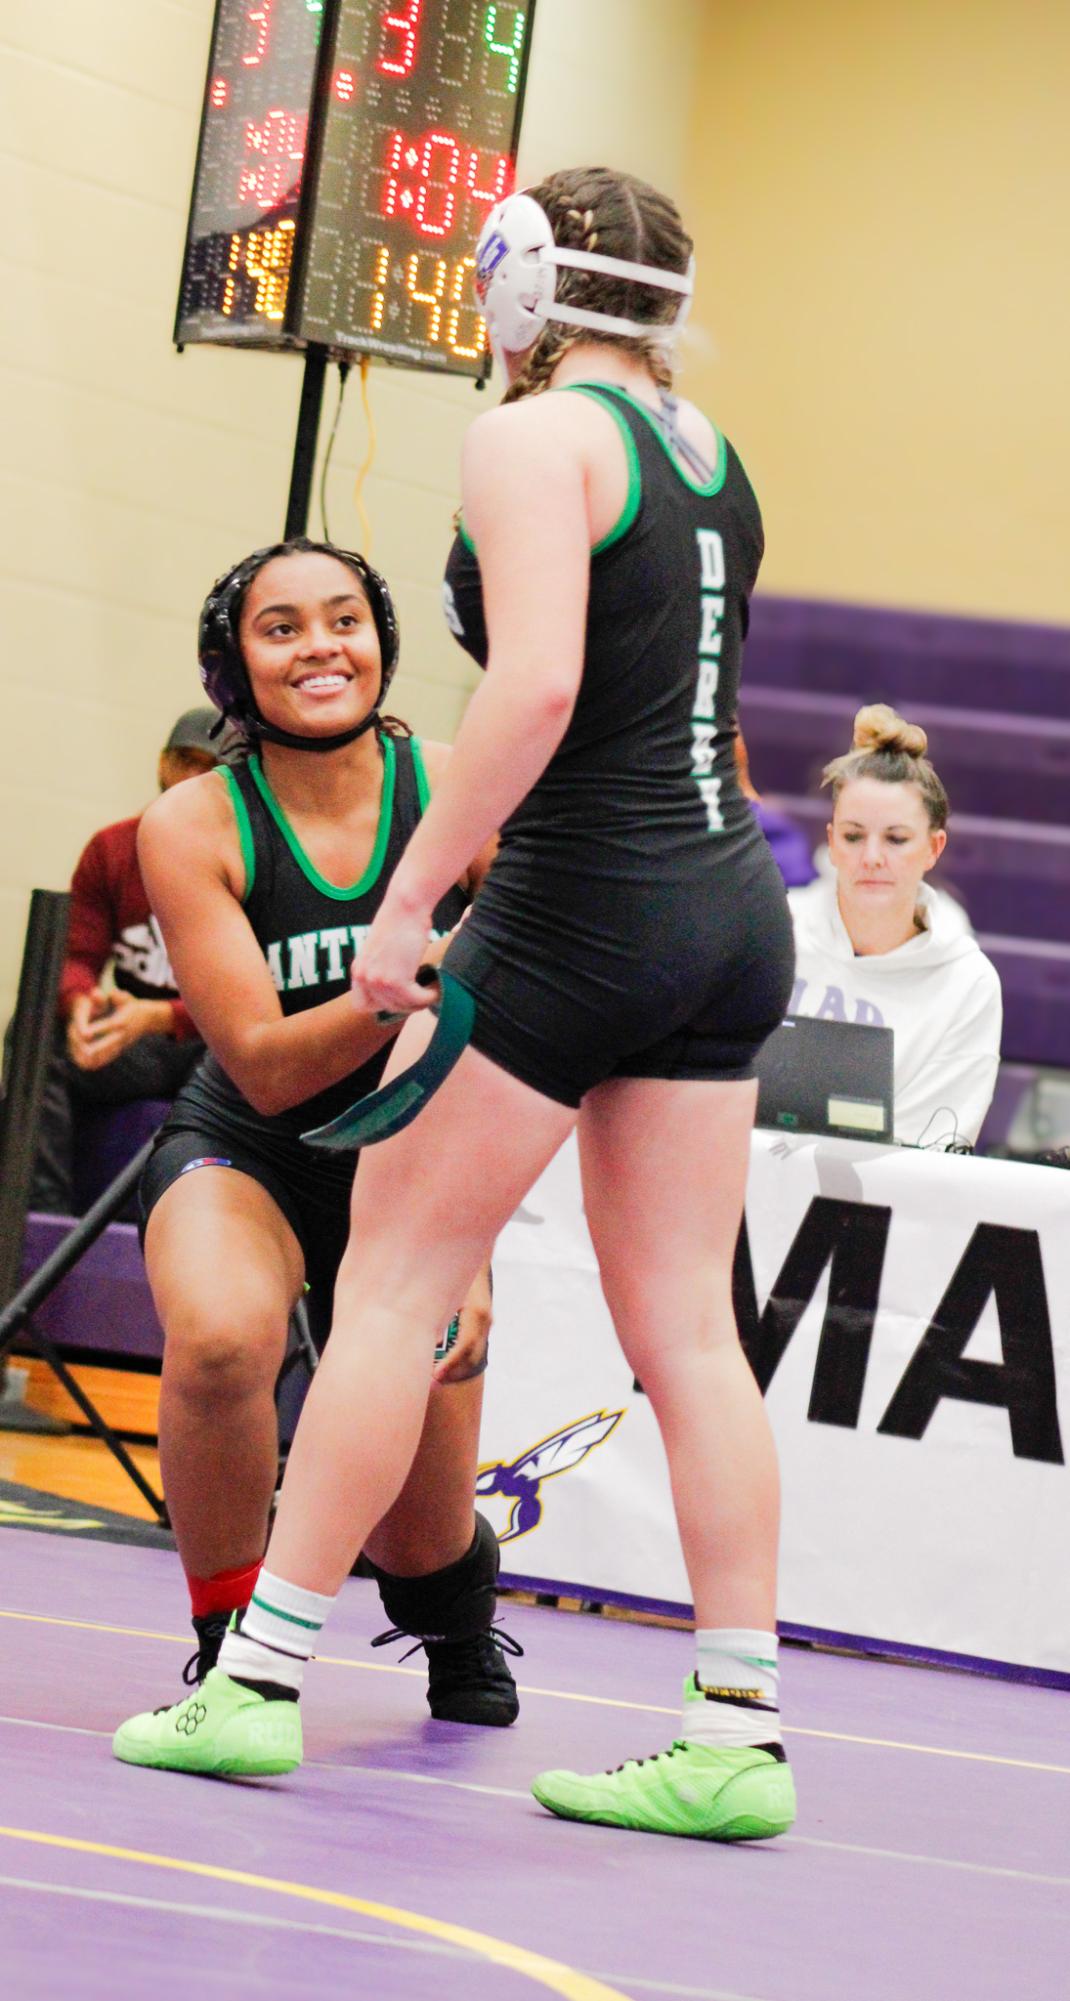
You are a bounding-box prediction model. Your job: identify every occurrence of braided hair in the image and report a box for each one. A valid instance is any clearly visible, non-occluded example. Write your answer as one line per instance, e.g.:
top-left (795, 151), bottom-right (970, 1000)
top-left (502, 167), bottom-right (693, 405)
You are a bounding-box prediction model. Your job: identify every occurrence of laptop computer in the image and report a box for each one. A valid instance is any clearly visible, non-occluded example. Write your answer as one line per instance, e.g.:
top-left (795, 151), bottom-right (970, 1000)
top-left (754, 1014), bottom-right (895, 1140)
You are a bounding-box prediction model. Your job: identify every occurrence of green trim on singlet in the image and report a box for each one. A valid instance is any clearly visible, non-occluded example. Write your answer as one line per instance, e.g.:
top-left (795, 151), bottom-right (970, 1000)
top-left (571, 380), bottom-right (727, 498)
top-left (223, 766), bottom-right (256, 904)
top-left (410, 734), bottom-right (432, 812)
top-left (246, 737), bottom-right (397, 902)
top-left (559, 384), bottom-right (643, 553)
top-left (453, 387), bottom-right (642, 557)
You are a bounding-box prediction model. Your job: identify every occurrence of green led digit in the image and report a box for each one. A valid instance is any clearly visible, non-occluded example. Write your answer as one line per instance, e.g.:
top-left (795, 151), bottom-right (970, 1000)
top-left (305, 1), bottom-right (323, 12)
top-left (484, 5), bottom-right (525, 93)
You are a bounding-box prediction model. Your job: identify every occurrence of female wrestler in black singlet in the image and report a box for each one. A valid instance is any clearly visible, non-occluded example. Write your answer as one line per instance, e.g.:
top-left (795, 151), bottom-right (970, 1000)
top-left (113, 539), bottom-right (518, 1743)
top-left (125, 171), bottom-right (798, 1843)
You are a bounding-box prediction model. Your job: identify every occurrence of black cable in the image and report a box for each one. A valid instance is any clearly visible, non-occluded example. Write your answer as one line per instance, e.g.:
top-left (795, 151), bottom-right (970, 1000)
top-left (319, 360), bottom-right (351, 542)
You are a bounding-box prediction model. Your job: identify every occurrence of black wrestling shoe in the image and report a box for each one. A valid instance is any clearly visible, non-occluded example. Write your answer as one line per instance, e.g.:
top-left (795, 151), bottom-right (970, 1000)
top-left (424, 1627), bottom-right (522, 1726)
top-left (366, 1514), bottom-right (522, 1726)
top-left (181, 1611), bottom-right (230, 1687)
top-left (372, 1622), bottom-right (522, 1726)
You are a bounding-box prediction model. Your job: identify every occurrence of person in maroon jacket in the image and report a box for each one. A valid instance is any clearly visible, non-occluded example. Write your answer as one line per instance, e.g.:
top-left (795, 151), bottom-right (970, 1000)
top-left (24, 710), bottom-right (226, 1212)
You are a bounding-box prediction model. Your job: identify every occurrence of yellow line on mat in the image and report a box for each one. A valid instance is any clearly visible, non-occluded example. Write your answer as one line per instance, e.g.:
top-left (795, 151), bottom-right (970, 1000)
top-left (0, 1828), bottom-right (628, 2001)
top-left (2, 1607), bottom-right (1067, 1777)
top-left (0, 1608), bottom-right (417, 1668)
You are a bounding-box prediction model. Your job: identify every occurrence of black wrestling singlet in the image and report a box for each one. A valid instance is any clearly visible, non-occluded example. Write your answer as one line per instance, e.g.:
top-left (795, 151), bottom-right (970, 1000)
top-left (179, 733), bottom-right (468, 1143)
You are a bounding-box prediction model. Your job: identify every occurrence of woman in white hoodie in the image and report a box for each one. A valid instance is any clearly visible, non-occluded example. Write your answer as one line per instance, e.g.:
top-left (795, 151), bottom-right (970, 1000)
top-left (787, 705), bottom-right (1002, 1148)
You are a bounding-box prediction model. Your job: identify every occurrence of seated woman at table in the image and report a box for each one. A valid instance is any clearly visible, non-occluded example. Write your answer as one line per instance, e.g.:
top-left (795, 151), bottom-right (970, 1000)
top-left (787, 704), bottom-right (1002, 1149)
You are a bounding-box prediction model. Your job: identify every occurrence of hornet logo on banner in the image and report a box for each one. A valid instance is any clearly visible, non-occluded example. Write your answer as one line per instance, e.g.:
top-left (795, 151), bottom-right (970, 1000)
top-left (476, 1409), bottom-right (624, 1542)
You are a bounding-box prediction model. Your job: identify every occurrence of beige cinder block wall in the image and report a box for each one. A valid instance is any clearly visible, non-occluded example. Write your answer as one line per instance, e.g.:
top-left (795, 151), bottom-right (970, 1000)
top-left (0, 0), bottom-right (703, 1022)
top-left (682, 0), bottom-right (1070, 623)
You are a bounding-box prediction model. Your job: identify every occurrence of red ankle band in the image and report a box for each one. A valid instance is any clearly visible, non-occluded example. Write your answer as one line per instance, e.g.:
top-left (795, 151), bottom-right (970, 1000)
top-left (187, 1559), bottom-right (262, 1620)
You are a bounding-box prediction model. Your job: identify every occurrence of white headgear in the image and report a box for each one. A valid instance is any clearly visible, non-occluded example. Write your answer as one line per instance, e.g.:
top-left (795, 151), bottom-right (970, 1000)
top-left (474, 192), bottom-right (693, 373)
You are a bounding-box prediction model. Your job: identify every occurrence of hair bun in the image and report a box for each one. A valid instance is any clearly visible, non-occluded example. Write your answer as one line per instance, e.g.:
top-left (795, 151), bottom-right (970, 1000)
top-left (852, 703), bottom-right (928, 759)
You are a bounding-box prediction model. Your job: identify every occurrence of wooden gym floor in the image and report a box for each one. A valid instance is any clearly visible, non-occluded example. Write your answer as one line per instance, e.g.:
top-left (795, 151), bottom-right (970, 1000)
top-left (1, 1357), bottom-right (162, 1521)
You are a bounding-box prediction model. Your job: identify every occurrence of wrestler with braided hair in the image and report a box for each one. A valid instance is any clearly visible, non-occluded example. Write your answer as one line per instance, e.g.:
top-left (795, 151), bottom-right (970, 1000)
top-left (500, 167), bottom-right (690, 404)
top-left (118, 168), bottom-right (797, 1846)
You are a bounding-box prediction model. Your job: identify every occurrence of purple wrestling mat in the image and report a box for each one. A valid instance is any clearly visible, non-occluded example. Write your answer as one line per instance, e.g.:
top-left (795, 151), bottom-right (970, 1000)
top-left (1, 1526), bottom-right (1067, 2001)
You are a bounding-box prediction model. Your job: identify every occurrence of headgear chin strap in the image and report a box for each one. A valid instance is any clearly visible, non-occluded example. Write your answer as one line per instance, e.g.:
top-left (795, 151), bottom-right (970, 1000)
top-left (474, 192), bottom-right (693, 374)
top-left (198, 539), bottom-right (400, 754)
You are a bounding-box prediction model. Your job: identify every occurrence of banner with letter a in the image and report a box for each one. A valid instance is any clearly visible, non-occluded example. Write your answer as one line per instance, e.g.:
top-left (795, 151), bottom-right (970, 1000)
top-left (482, 1132), bottom-right (1070, 1680)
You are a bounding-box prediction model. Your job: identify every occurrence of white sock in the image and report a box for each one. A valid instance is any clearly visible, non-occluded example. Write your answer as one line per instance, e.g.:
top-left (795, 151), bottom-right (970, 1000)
top-left (685, 1628), bottom-right (781, 1749)
top-left (216, 1570), bottom-right (336, 1697)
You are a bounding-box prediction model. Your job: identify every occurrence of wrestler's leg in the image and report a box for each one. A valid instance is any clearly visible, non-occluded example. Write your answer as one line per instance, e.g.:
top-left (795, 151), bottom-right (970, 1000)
top-left (364, 1371), bottom-right (520, 1725)
top-left (577, 1074), bottom-right (777, 1633)
top-left (115, 1025), bottom-right (573, 1772)
top-left (531, 1074), bottom-right (795, 1841)
top-left (364, 1352), bottom-right (485, 1577)
top-left (148, 1168), bottom-right (303, 1579)
top-left (266, 1034), bottom-right (573, 1596)
top-left (144, 1162), bottom-right (303, 1680)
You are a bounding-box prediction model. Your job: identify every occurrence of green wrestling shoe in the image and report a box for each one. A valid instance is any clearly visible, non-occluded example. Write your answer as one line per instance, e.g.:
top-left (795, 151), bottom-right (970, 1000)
top-left (532, 1678), bottom-right (796, 1841)
top-left (112, 1668), bottom-right (302, 1778)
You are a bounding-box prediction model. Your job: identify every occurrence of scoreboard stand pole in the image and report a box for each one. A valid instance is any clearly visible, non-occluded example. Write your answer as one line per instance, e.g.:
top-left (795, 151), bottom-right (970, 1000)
top-left (285, 345), bottom-right (330, 539)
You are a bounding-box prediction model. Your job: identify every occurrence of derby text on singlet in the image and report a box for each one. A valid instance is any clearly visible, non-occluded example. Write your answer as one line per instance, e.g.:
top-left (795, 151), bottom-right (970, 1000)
top-left (691, 527), bottom-right (726, 833)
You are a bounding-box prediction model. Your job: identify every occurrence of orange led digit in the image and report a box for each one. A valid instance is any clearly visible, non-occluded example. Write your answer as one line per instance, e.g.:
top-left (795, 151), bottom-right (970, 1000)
top-left (369, 242), bottom-right (389, 330)
top-left (405, 251), bottom-right (447, 341)
top-left (445, 255), bottom-right (486, 359)
top-left (245, 220), bottom-right (296, 319)
top-left (176, 1), bottom-right (537, 374)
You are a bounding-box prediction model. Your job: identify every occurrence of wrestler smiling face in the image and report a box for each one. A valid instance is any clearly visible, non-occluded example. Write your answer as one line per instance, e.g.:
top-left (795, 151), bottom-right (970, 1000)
top-left (239, 550), bottom-right (382, 741)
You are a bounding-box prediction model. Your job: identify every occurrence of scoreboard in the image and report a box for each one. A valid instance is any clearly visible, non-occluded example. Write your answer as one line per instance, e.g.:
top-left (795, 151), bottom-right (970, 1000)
top-left (175, 0), bottom-right (537, 376)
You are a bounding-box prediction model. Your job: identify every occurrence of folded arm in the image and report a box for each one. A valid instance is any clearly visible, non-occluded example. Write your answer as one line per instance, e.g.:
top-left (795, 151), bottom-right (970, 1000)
top-left (138, 776), bottom-right (400, 1117)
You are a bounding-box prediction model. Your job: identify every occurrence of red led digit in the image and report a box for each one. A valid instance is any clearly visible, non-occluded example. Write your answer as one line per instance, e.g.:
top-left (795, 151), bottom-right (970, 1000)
top-left (242, 1), bottom-right (273, 67)
top-left (381, 129), bottom-right (405, 217)
top-left (378, 1), bottom-right (423, 78)
top-left (380, 127), bottom-right (457, 235)
top-left (209, 76), bottom-right (229, 109)
top-left (415, 131), bottom-right (460, 238)
top-left (334, 69), bottom-right (357, 101)
top-left (238, 108), bottom-right (307, 209)
top-left (465, 147), bottom-right (511, 213)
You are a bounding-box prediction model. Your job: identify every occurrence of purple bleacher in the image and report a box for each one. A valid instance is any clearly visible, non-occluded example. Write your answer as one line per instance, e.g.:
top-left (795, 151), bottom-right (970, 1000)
top-left (15, 1220), bottom-right (309, 1436)
top-left (72, 1098), bottom-right (171, 1216)
top-left (975, 1062), bottom-right (1040, 1153)
top-left (746, 596), bottom-right (1070, 718)
top-left (17, 1214), bottom-right (163, 1360)
top-left (978, 935), bottom-right (1070, 1068)
top-left (741, 684), bottom-right (1070, 827)
top-left (742, 595), bottom-right (1070, 1072)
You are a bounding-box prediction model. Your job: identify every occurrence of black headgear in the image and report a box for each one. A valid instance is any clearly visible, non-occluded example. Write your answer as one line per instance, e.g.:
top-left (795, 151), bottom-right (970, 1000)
top-left (198, 537), bottom-right (400, 753)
